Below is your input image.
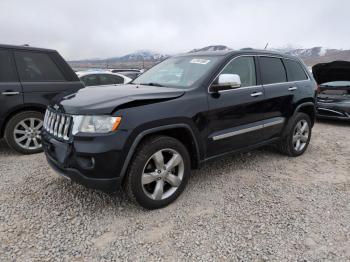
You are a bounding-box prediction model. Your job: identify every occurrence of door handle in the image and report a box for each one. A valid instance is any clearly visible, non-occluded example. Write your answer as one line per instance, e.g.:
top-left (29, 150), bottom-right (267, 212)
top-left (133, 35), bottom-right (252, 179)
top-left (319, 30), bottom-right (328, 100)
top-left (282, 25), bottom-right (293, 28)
top-left (288, 87), bottom-right (298, 91)
top-left (251, 91), bottom-right (263, 97)
top-left (1, 91), bottom-right (20, 96)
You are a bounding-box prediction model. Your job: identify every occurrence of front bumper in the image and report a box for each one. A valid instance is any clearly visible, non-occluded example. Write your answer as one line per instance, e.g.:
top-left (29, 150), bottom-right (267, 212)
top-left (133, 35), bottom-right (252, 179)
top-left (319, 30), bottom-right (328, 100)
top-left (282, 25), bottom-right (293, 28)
top-left (46, 153), bottom-right (122, 192)
top-left (42, 130), bottom-right (128, 192)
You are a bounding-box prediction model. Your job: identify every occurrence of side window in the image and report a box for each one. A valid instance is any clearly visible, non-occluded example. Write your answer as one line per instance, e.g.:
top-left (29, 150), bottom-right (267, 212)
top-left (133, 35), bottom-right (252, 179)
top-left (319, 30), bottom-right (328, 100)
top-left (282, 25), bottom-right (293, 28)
top-left (14, 51), bottom-right (66, 82)
top-left (260, 57), bottom-right (287, 85)
top-left (221, 56), bottom-right (256, 87)
top-left (284, 59), bottom-right (308, 81)
top-left (99, 74), bottom-right (116, 85)
top-left (112, 75), bottom-right (124, 84)
top-left (82, 75), bottom-right (99, 86)
top-left (98, 74), bottom-right (124, 85)
top-left (0, 50), bottom-right (18, 82)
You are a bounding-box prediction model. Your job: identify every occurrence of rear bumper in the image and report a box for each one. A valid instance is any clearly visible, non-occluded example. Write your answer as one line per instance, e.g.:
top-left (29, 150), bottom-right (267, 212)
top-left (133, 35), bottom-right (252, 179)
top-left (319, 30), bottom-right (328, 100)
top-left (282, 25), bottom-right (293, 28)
top-left (46, 153), bottom-right (122, 192)
top-left (316, 103), bottom-right (350, 121)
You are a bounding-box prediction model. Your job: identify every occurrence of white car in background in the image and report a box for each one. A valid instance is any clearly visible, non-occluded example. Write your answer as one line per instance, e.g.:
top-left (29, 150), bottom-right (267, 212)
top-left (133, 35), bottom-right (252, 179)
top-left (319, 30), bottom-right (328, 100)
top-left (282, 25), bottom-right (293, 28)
top-left (76, 71), bottom-right (132, 87)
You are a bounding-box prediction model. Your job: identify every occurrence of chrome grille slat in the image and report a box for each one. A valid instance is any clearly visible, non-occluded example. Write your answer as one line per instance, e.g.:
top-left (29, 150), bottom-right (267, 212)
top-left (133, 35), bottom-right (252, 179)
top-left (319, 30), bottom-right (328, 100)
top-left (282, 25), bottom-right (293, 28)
top-left (43, 108), bottom-right (72, 141)
top-left (53, 114), bottom-right (60, 137)
top-left (63, 117), bottom-right (71, 140)
top-left (57, 115), bottom-right (65, 138)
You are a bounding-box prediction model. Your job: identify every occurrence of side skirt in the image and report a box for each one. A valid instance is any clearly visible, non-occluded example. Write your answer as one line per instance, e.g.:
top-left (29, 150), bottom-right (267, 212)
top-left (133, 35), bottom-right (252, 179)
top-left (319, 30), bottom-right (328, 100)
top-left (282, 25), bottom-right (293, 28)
top-left (199, 137), bottom-right (280, 165)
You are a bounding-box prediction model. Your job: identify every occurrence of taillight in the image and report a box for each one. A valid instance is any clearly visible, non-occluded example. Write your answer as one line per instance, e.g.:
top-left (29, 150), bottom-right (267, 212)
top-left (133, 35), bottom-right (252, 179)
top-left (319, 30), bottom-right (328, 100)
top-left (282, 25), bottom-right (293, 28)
top-left (316, 84), bottom-right (321, 94)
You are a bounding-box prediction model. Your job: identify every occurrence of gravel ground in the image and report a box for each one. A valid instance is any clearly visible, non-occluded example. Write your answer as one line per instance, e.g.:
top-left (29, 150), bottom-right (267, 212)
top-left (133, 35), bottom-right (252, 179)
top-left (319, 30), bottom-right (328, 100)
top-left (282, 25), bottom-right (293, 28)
top-left (0, 120), bottom-right (349, 261)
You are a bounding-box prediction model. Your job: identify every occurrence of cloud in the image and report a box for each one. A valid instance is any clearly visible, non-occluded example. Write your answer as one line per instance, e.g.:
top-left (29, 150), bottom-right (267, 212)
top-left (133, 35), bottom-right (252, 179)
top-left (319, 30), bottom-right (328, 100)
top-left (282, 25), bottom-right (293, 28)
top-left (0, 0), bottom-right (349, 60)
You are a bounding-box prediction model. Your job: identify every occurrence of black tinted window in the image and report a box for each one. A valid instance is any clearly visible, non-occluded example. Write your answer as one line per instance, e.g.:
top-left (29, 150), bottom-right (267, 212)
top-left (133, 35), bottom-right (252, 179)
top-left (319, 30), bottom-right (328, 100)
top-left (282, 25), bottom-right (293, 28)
top-left (15, 51), bottom-right (65, 82)
top-left (0, 50), bottom-right (18, 82)
top-left (221, 56), bottom-right (256, 87)
top-left (82, 75), bottom-right (99, 86)
top-left (260, 57), bottom-right (287, 84)
top-left (112, 75), bottom-right (124, 84)
top-left (99, 74), bottom-right (124, 85)
top-left (284, 59), bottom-right (308, 81)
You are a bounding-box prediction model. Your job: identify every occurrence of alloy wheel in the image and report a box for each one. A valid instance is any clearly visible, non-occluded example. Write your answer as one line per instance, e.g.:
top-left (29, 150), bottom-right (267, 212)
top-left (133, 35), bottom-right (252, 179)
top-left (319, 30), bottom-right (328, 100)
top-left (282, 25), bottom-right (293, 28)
top-left (13, 117), bottom-right (43, 150)
top-left (141, 149), bottom-right (184, 201)
top-left (293, 119), bottom-right (309, 152)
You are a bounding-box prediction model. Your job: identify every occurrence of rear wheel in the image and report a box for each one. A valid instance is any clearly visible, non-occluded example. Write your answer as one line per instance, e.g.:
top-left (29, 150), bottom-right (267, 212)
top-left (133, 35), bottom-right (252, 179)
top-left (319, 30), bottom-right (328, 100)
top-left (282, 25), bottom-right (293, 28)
top-left (124, 136), bottom-right (191, 209)
top-left (4, 111), bottom-right (44, 154)
top-left (277, 112), bottom-right (312, 157)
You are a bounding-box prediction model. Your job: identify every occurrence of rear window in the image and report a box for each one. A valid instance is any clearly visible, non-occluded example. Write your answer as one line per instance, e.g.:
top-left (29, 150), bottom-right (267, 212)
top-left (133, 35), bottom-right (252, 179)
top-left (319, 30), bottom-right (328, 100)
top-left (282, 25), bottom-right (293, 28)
top-left (284, 59), bottom-right (308, 81)
top-left (14, 51), bottom-right (66, 82)
top-left (260, 57), bottom-right (287, 85)
top-left (320, 89), bottom-right (350, 96)
top-left (99, 74), bottom-right (124, 85)
top-left (81, 75), bottom-right (99, 86)
top-left (0, 50), bottom-right (18, 82)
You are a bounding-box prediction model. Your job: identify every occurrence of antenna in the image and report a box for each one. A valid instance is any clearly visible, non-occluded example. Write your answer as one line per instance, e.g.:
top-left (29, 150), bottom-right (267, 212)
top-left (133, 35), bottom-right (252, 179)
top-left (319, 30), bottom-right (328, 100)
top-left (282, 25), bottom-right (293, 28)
top-left (264, 43), bottom-right (269, 50)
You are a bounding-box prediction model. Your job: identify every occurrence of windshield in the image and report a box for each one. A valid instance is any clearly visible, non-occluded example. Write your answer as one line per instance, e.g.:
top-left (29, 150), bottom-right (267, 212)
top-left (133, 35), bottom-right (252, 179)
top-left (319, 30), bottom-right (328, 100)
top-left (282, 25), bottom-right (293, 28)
top-left (133, 56), bottom-right (220, 88)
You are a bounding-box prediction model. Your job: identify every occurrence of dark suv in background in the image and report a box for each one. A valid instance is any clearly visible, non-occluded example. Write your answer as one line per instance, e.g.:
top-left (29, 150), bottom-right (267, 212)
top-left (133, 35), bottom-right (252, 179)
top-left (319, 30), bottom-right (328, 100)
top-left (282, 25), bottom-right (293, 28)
top-left (42, 50), bottom-right (317, 209)
top-left (0, 44), bottom-right (83, 154)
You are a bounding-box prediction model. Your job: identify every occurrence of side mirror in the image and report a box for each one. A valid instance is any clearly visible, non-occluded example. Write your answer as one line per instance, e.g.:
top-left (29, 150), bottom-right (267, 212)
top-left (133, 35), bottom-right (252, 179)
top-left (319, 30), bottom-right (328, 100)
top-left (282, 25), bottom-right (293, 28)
top-left (210, 74), bottom-right (241, 92)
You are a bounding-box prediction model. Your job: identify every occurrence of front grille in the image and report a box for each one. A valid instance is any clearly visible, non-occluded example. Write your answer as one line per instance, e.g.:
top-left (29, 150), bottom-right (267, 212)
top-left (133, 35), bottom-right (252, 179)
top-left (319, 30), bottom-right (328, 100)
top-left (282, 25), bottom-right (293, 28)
top-left (43, 108), bottom-right (72, 141)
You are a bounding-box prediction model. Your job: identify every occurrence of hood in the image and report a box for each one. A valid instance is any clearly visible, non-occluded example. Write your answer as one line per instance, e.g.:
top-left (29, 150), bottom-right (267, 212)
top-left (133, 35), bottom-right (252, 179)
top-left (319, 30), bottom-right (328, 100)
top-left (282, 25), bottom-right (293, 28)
top-left (51, 84), bottom-right (185, 115)
top-left (312, 61), bottom-right (350, 84)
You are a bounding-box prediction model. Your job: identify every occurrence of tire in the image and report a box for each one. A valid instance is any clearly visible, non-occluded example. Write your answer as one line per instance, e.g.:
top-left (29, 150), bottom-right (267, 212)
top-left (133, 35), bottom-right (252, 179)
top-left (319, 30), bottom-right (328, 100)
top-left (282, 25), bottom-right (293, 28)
top-left (277, 112), bottom-right (312, 157)
top-left (4, 111), bottom-right (44, 154)
top-left (124, 135), bottom-right (191, 209)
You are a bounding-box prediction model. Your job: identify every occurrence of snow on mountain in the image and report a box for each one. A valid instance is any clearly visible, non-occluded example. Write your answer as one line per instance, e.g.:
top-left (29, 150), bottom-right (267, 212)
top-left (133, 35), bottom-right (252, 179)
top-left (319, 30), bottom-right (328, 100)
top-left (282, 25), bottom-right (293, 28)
top-left (112, 50), bottom-right (170, 62)
top-left (189, 45), bottom-right (232, 53)
top-left (69, 45), bottom-right (350, 68)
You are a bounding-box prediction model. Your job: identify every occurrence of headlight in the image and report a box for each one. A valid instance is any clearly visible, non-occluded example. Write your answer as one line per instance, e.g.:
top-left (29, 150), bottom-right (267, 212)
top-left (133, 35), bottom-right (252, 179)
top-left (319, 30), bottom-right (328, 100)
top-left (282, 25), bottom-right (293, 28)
top-left (72, 115), bottom-right (121, 134)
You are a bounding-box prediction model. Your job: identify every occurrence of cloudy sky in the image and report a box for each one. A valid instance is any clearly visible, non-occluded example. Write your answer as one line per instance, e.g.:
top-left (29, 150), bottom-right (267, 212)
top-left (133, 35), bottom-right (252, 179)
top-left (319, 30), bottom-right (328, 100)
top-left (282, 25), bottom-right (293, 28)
top-left (0, 0), bottom-right (349, 60)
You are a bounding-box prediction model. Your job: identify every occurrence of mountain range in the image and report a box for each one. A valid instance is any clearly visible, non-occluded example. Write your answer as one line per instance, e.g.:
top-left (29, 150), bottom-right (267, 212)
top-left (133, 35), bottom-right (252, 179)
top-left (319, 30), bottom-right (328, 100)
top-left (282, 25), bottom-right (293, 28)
top-left (69, 45), bottom-right (350, 69)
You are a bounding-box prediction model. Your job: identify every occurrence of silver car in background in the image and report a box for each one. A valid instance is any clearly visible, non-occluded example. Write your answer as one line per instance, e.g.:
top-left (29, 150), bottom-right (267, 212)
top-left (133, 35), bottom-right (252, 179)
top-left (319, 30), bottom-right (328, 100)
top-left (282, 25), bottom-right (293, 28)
top-left (76, 71), bottom-right (132, 87)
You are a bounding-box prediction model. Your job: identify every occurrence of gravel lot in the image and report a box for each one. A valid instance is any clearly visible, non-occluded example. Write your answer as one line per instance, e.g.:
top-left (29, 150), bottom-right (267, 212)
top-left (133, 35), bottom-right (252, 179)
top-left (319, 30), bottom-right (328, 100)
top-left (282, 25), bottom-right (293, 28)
top-left (0, 120), bottom-right (349, 261)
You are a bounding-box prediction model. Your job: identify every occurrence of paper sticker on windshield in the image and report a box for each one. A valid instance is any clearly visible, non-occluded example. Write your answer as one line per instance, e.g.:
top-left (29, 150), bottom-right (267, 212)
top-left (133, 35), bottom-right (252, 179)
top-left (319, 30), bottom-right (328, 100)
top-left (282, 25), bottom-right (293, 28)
top-left (190, 59), bottom-right (210, 65)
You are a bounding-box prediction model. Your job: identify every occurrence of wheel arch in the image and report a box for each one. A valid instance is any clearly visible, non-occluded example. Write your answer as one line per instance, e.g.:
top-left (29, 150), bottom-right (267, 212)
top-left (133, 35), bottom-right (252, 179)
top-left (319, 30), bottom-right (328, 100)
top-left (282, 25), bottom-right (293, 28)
top-left (0, 104), bottom-right (46, 138)
top-left (281, 102), bottom-right (316, 138)
top-left (119, 124), bottom-right (201, 181)
top-left (295, 102), bottom-right (316, 127)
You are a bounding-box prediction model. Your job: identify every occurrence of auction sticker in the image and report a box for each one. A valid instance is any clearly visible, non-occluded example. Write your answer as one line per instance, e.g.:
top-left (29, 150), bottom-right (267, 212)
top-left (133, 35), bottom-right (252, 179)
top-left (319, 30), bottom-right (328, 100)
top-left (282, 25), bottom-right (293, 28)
top-left (190, 59), bottom-right (210, 65)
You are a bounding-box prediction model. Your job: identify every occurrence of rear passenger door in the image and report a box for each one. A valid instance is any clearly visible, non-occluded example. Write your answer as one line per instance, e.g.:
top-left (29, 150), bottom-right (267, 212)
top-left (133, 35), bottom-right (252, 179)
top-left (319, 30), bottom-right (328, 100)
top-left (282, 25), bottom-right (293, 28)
top-left (283, 58), bottom-right (311, 100)
top-left (259, 56), bottom-right (295, 140)
top-left (14, 51), bottom-right (82, 106)
top-left (0, 49), bottom-right (23, 119)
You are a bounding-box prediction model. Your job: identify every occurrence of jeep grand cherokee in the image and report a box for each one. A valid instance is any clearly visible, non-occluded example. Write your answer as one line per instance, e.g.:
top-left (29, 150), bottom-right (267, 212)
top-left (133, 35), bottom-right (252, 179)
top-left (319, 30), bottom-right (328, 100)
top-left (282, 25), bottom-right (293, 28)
top-left (42, 50), bottom-right (317, 209)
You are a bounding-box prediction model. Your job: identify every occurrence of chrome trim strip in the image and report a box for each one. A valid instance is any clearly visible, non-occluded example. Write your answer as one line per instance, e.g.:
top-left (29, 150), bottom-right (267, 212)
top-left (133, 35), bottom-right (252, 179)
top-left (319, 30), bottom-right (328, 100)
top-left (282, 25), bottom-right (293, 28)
top-left (213, 125), bottom-right (263, 141)
top-left (263, 118), bottom-right (285, 128)
top-left (1, 91), bottom-right (20, 95)
top-left (318, 108), bottom-right (344, 116)
top-left (212, 118), bottom-right (285, 141)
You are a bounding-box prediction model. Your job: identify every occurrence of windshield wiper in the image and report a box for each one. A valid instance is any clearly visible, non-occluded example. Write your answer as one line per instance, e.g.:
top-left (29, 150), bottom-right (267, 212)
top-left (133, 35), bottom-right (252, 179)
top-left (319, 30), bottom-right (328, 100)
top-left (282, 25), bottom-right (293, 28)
top-left (138, 82), bottom-right (164, 87)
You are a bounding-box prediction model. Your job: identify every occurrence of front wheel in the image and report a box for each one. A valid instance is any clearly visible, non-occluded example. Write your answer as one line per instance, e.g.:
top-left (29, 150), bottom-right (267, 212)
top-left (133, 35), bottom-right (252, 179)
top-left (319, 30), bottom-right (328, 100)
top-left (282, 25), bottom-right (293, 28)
top-left (277, 112), bottom-right (312, 157)
top-left (4, 111), bottom-right (44, 154)
top-left (124, 136), bottom-right (191, 209)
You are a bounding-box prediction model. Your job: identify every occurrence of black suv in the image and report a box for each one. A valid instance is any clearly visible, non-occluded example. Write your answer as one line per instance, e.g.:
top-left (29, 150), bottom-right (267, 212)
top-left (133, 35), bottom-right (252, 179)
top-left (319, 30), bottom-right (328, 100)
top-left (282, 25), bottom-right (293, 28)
top-left (0, 44), bottom-right (83, 154)
top-left (42, 50), bottom-right (317, 209)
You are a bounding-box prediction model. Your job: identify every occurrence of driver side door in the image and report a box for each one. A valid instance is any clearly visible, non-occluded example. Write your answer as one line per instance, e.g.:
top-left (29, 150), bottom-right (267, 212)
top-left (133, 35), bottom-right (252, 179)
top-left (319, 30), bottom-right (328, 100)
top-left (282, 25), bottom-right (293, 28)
top-left (206, 56), bottom-right (266, 157)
